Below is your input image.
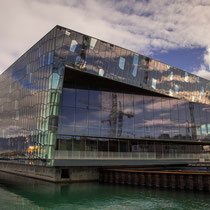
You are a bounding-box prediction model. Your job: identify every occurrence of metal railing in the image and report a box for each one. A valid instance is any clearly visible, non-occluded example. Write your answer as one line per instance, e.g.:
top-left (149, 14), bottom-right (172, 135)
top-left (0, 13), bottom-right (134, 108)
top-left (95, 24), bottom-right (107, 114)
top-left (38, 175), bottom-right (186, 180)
top-left (54, 150), bottom-right (210, 161)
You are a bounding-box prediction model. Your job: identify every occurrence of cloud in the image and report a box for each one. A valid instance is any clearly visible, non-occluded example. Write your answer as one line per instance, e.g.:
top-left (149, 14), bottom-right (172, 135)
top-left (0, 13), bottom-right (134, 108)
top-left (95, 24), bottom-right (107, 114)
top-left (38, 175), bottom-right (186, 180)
top-left (204, 47), bottom-right (210, 70)
top-left (0, 0), bottom-right (210, 79)
top-left (193, 69), bottom-right (210, 80)
top-left (192, 47), bottom-right (210, 80)
top-left (192, 63), bottom-right (210, 80)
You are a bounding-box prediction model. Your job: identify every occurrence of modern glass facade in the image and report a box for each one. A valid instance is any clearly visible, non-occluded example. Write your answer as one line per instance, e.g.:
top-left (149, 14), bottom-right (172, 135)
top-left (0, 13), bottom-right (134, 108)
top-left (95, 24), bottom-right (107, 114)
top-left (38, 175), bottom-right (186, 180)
top-left (0, 27), bottom-right (62, 161)
top-left (0, 25), bottom-right (210, 165)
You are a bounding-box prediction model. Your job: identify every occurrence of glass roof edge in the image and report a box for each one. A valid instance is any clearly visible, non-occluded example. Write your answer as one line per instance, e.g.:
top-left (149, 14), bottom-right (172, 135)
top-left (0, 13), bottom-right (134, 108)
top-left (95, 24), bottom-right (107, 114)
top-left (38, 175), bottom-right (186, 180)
top-left (57, 25), bottom-right (210, 83)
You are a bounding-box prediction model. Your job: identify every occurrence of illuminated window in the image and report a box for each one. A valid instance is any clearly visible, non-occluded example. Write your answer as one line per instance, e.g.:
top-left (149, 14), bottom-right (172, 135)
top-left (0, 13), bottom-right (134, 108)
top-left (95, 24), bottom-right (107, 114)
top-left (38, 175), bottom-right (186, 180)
top-left (70, 40), bottom-right (78, 52)
top-left (49, 73), bottom-right (60, 89)
top-left (203, 145), bottom-right (210, 151)
top-left (201, 86), bottom-right (204, 95)
top-left (90, 38), bottom-right (97, 50)
top-left (170, 72), bottom-right (173, 81)
top-left (175, 84), bottom-right (179, 94)
top-left (197, 77), bottom-right (200, 83)
top-left (184, 72), bottom-right (188, 82)
top-left (199, 94), bottom-right (202, 101)
top-left (132, 55), bottom-right (138, 77)
top-left (201, 124), bottom-right (207, 135)
top-left (169, 89), bottom-right (173, 96)
top-left (152, 78), bottom-right (157, 89)
top-left (208, 124), bottom-right (210, 134)
top-left (65, 30), bottom-right (71, 36)
top-left (192, 96), bottom-right (195, 102)
top-left (196, 127), bottom-right (201, 135)
top-left (99, 68), bottom-right (104, 76)
top-left (167, 65), bottom-right (170, 69)
top-left (199, 86), bottom-right (204, 100)
top-left (119, 57), bottom-right (125, 70)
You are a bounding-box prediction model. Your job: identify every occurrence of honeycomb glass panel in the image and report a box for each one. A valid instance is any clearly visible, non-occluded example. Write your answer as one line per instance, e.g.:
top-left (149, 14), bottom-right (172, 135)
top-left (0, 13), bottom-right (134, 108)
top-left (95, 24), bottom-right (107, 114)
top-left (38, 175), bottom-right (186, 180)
top-left (132, 55), bottom-right (138, 77)
top-left (119, 57), bottom-right (125, 70)
top-left (90, 38), bottom-right (97, 50)
top-left (69, 40), bottom-right (78, 52)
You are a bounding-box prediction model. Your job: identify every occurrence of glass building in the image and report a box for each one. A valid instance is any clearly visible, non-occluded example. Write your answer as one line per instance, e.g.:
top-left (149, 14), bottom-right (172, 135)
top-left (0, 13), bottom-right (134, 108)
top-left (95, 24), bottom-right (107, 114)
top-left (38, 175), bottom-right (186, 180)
top-left (0, 25), bottom-right (210, 166)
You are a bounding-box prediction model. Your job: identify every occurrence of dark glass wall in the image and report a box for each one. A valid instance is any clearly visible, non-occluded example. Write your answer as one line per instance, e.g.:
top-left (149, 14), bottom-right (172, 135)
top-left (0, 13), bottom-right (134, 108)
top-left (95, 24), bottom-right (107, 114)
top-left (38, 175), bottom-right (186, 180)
top-left (57, 85), bottom-right (210, 141)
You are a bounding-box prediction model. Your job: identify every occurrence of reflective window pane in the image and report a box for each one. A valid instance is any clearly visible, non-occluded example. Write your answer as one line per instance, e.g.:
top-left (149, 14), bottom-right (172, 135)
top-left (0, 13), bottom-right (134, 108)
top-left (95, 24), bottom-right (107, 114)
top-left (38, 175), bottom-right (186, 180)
top-left (76, 89), bottom-right (88, 108)
top-left (89, 90), bottom-right (101, 110)
top-left (90, 38), bottom-right (97, 50)
top-left (119, 57), bottom-right (125, 70)
top-left (70, 40), bottom-right (78, 52)
top-left (132, 55), bottom-right (138, 77)
top-left (62, 88), bottom-right (76, 107)
top-left (75, 108), bottom-right (88, 127)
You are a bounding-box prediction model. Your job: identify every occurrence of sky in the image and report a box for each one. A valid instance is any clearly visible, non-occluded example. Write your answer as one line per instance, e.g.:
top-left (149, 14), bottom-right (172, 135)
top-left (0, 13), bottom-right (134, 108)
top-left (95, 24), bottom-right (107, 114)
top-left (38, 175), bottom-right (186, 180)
top-left (0, 0), bottom-right (210, 80)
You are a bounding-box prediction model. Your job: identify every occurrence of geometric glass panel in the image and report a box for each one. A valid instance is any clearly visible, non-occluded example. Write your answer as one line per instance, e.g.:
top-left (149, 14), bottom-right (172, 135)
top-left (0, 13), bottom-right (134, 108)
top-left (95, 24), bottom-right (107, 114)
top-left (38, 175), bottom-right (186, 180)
top-left (119, 57), bottom-right (125, 70)
top-left (70, 40), bottom-right (78, 52)
top-left (132, 55), bottom-right (138, 77)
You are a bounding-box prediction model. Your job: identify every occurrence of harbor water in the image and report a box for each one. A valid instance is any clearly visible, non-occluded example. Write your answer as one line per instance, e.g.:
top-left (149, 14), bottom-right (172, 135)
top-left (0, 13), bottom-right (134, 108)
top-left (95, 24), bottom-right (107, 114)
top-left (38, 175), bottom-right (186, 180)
top-left (0, 171), bottom-right (210, 210)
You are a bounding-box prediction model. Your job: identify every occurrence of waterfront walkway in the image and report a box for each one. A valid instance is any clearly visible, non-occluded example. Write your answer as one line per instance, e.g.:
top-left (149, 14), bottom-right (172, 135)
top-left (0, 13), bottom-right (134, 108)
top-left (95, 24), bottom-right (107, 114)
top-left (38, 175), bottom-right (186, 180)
top-left (54, 151), bottom-right (210, 166)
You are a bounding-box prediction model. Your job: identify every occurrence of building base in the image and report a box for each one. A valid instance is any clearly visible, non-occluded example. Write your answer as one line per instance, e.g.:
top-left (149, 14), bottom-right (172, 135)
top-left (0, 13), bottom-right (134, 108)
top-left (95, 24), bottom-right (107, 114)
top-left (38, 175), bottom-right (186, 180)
top-left (0, 161), bottom-right (99, 182)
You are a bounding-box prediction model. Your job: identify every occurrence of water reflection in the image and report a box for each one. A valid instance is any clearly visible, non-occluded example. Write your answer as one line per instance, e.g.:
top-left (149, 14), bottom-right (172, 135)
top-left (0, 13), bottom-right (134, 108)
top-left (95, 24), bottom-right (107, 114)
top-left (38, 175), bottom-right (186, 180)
top-left (1, 171), bottom-right (210, 209)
